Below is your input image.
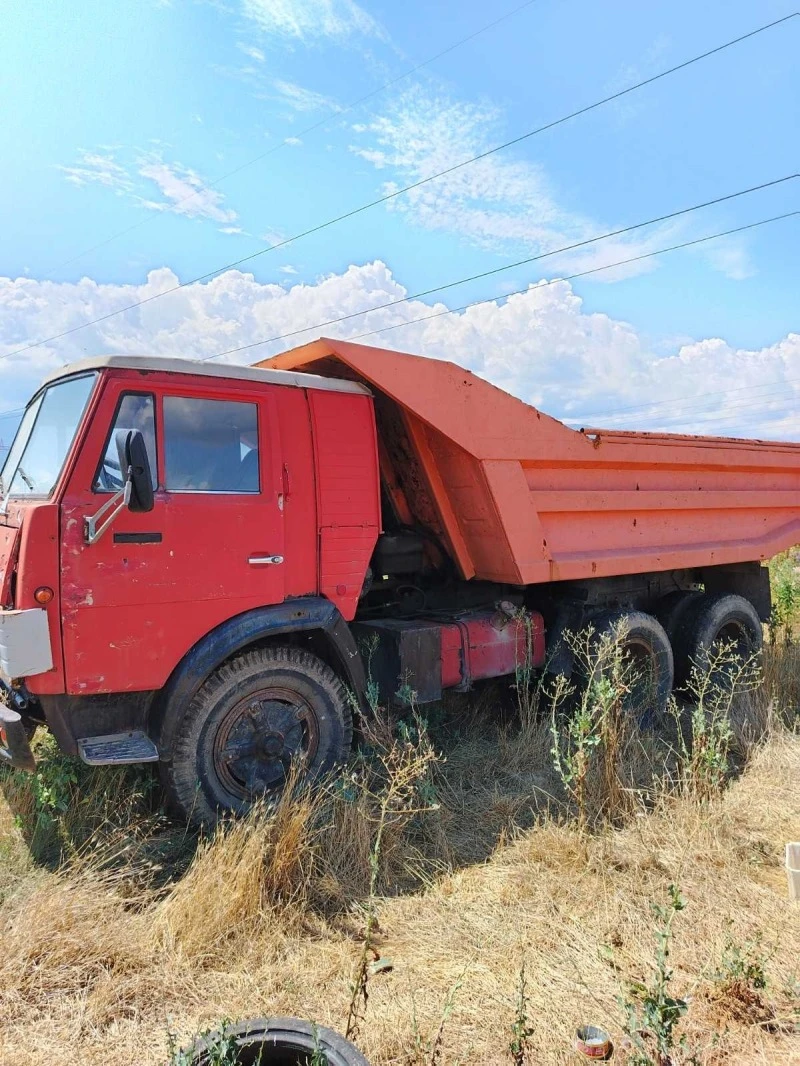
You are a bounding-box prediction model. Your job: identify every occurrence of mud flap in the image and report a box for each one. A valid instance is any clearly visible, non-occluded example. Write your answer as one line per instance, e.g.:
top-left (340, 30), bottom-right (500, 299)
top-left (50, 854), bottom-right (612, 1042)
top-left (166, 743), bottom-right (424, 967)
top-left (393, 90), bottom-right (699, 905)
top-left (0, 703), bottom-right (36, 773)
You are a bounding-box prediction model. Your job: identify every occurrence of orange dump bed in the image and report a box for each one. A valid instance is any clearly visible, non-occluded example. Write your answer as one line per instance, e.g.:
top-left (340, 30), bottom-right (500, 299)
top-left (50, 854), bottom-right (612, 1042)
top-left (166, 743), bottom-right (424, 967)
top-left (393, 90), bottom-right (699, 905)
top-left (261, 339), bottom-right (800, 586)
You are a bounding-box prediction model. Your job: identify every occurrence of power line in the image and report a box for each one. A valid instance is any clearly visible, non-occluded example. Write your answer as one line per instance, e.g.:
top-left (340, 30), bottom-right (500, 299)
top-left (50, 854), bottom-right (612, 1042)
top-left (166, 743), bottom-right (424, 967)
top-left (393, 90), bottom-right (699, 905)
top-left (331, 213), bottom-right (800, 438)
top-left (572, 379), bottom-right (797, 427)
top-left (602, 398), bottom-right (799, 436)
top-left (593, 391), bottom-right (800, 430)
top-left (5, 223), bottom-right (797, 438)
top-left (39, 0), bottom-right (547, 279)
top-left (6, 12), bottom-right (794, 363)
top-left (200, 175), bottom-right (798, 361)
top-left (567, 376), bottom-right (798, 423)
top-left (338, 211), bottom-right (799, 347)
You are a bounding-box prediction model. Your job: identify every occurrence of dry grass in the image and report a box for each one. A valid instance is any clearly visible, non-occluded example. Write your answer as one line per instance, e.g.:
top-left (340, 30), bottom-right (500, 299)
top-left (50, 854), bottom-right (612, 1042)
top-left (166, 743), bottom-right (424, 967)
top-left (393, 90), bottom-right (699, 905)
top-left (0, 661), bottom-right (799, 1064)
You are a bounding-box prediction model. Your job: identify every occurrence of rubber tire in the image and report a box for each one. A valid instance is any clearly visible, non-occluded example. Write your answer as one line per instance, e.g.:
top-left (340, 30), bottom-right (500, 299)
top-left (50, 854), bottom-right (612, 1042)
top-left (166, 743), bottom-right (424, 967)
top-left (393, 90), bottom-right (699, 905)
top-left (185, 1016), bottom-right (370, 1066)
top-left (654, 589), bottom-right (704, 648)
top-left (590, 610), bottom-right (674, 725)
top-left (161, 646), bottom-right (353, 826)
top-left (673, 592), bottom-right (763, 689)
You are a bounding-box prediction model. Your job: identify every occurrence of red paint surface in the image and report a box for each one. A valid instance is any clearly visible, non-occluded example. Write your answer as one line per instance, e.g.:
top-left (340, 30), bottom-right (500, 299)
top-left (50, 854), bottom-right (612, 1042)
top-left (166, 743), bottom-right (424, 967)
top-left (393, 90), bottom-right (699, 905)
top-left (440, 611), bottom-right (545, 688)
top-left (0, 502), bottom-right (65, 693)
top-left (1, 366), bottom-right (381, 696)
top-left (308, 390), bottom-right (380, 620)
top-left (0, 524), bottom-right (19, 607)
top-left (58, 373), bottom-right (291, 693)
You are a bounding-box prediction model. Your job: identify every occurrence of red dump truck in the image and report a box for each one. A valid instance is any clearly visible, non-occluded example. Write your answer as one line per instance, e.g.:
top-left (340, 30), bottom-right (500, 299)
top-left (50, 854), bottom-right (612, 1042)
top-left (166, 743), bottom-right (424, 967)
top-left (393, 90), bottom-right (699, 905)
top-left (0, 338), bottom-right (795, 821)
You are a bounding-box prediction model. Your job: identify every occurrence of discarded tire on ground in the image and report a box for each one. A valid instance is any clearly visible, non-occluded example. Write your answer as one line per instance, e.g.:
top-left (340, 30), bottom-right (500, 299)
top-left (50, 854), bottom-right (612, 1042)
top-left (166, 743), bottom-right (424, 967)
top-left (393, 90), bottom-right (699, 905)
top-left (672, 591), bottom-right (763, 689)
top-left (181, 1017), bottom-right (371, 1065)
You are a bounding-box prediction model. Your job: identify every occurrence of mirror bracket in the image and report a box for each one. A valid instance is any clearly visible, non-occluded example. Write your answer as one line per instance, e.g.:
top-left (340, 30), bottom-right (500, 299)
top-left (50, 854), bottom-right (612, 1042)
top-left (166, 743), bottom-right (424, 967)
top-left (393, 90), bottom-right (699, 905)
top-left (84, 481), bottom-right (132, 546)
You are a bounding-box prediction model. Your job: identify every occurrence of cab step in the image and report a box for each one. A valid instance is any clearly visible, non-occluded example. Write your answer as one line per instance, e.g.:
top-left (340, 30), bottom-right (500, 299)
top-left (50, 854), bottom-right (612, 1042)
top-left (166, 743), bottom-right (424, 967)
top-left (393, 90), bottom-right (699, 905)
top-left (78, 731), bottom-right (159, 766)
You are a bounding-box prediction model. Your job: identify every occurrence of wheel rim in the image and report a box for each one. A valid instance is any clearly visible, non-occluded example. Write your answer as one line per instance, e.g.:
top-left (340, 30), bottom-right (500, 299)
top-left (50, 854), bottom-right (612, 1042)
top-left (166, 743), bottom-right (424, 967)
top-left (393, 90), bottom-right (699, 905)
top-left (705, 619), bottom-right (757, 688)
top-left (715, 620), bottom-right (753, 657)
top-left (622, 636), bottom-right (659, 710)
top-left (213, 685), bottom-right (321, 800)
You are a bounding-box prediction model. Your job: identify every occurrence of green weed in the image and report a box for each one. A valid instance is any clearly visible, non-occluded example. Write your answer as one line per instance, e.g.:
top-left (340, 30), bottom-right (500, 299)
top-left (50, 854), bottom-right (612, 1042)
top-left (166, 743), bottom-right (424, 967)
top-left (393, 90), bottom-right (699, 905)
top-left (671, 643), bottom-right (761, 800)
top-left (620, 884), bottom-right (696, 1066)
top-left (508, 958), bottom-right (535, 1065)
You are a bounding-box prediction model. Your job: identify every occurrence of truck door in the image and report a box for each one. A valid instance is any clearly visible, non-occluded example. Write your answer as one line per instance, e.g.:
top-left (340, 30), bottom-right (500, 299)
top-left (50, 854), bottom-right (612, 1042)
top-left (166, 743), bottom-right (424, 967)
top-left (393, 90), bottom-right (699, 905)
top-left (60, 377), bottom-right (286, 695)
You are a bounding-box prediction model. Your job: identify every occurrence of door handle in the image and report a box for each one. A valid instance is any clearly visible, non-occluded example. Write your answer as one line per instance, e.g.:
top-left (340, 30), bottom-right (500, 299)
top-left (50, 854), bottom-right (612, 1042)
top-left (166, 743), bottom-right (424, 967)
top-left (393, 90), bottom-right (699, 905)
top-left (248, 554), bottom-right (284, 566)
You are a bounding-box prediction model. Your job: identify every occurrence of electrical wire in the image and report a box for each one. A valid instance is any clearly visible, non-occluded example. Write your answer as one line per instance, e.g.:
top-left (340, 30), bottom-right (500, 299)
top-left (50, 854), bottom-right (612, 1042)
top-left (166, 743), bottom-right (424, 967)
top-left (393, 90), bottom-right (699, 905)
top-left (200, 175), bottom-right (798, 360)
top-left (565, 368), bottom-right (800, 423)
top-left (4, 222), bottom-right (796, 436)
top-left (589, 392), bottom-right (800, 433)
top-left (39, 0), bottom-right (548, 279)
top-left (341, 210), bottom-right (799, 346)
top-left (5, 12), bottom-right (794, 362)
top-left (572, 381), bottom-right (797, 427)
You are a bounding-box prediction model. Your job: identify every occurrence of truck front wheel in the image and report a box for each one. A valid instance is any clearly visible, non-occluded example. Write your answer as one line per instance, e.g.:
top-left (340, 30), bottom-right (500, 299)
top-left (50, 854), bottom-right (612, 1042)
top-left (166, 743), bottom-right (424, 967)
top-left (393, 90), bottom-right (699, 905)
top-left (161, 646), bottom-right (353, 825)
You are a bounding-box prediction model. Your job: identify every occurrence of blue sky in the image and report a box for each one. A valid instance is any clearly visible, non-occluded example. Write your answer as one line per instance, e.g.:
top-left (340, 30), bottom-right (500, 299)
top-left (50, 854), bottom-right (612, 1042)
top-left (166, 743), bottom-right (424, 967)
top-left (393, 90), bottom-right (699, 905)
top-left (0, 0), bottom-right (798, 440)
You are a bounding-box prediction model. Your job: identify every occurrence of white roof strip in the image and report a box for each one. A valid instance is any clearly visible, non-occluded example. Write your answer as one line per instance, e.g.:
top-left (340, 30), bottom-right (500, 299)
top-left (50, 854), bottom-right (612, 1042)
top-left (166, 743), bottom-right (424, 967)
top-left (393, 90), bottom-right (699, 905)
top-left (42, 354), bottom-right (370, 396)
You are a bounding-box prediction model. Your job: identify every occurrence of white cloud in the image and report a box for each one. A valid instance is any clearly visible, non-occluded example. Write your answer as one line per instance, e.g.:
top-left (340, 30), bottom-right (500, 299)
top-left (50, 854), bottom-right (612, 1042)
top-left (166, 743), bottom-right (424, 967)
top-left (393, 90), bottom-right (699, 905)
top-left (283, 136), bottom-right (302, 147)
top-left (350, 87), bottom-right (709, 281)
top-left (0, 262), bottom-right (795, 441)
top-left (273, 79), bottom-right (340, 113)
top-left (137, 158), bottom-right (237, 223)
top-left (696, 237), bottom-right (754, 281)
top-left (58, 149), bottom-right (238, 225)
top-left (57, 153), bottom-right (135, 194)
top-left (240, 0), bottom-right (382, 42)
top-left (280, 265), bottom-right (298, 274)
top-left (237, 42), bottom-right (265, 62)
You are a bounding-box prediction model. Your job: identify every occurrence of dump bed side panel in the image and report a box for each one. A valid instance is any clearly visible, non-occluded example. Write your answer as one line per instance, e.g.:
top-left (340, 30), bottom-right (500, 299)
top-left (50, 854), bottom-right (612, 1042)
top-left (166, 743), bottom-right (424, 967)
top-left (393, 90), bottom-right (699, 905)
top-left (527, 435), bottom-right (800, 582)
top-left (263, 341), bottom-right (800, 586)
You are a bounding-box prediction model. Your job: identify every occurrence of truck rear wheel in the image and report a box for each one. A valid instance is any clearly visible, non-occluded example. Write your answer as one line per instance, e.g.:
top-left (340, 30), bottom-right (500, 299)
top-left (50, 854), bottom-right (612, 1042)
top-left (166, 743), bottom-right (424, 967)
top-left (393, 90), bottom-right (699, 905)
top-left (655, 589), bottom-right (704, 647)
top-left (590, 610), bottom-right (674, 724)
top-left (673, 592), bottom-right (763, 689)
top-left (161, 646), bottom-right (353, 825)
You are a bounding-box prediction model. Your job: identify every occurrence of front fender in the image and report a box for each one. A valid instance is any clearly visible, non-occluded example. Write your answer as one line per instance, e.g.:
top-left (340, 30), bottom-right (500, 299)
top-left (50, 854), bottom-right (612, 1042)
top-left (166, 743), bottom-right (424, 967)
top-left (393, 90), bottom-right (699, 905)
top-left (152, 597), bottom-right (366, 758)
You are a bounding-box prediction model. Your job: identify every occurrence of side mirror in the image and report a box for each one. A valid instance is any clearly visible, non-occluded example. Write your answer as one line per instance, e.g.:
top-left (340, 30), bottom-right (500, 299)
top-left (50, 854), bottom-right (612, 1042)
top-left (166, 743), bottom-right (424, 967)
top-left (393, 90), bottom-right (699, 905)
top-left (85, 430), bottom-right (155, 544)
top-left (115, 430), bottom-right (154, 514)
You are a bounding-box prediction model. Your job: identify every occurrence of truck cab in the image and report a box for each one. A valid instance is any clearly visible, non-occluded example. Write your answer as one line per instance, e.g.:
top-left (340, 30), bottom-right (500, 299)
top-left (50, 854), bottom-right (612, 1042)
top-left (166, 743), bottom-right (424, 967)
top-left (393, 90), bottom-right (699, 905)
top-left (0, 356), bottom-right (383, 820)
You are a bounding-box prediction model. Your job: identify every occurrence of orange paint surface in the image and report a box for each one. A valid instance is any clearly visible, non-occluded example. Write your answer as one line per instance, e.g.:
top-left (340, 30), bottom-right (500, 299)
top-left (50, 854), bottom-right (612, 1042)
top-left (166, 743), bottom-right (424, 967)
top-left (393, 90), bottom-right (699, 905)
top-left (261, 339), bottom-right (800, 586)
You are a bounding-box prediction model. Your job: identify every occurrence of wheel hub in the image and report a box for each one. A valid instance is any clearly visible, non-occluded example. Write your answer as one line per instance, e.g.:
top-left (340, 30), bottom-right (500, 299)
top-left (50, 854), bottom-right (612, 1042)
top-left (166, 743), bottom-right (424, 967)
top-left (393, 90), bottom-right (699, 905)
top-left (213, 688), bottom-right (320, 800)
top-left (260, 731), bottom-right (285, 757)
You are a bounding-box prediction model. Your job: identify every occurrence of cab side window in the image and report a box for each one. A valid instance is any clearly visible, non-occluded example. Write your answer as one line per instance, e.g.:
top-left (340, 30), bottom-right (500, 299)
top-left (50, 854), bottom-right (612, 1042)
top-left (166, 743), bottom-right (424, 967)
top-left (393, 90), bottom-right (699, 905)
top-left (94, 393), bottom-right (157, 492)
top-left (163, 396), bottom-right (260, 493)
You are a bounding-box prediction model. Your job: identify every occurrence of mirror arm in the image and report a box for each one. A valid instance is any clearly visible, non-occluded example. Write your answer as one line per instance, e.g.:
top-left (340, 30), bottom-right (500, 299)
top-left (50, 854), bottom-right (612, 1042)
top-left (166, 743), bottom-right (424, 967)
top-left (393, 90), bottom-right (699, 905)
top-left (84, 480), bottom-right (132, 545)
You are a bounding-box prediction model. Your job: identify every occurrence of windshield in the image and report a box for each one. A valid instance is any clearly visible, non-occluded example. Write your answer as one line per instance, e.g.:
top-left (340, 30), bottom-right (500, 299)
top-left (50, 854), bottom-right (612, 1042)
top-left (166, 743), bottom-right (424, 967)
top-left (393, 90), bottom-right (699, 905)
top-left (0, 373), bottom-right (97, 507)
